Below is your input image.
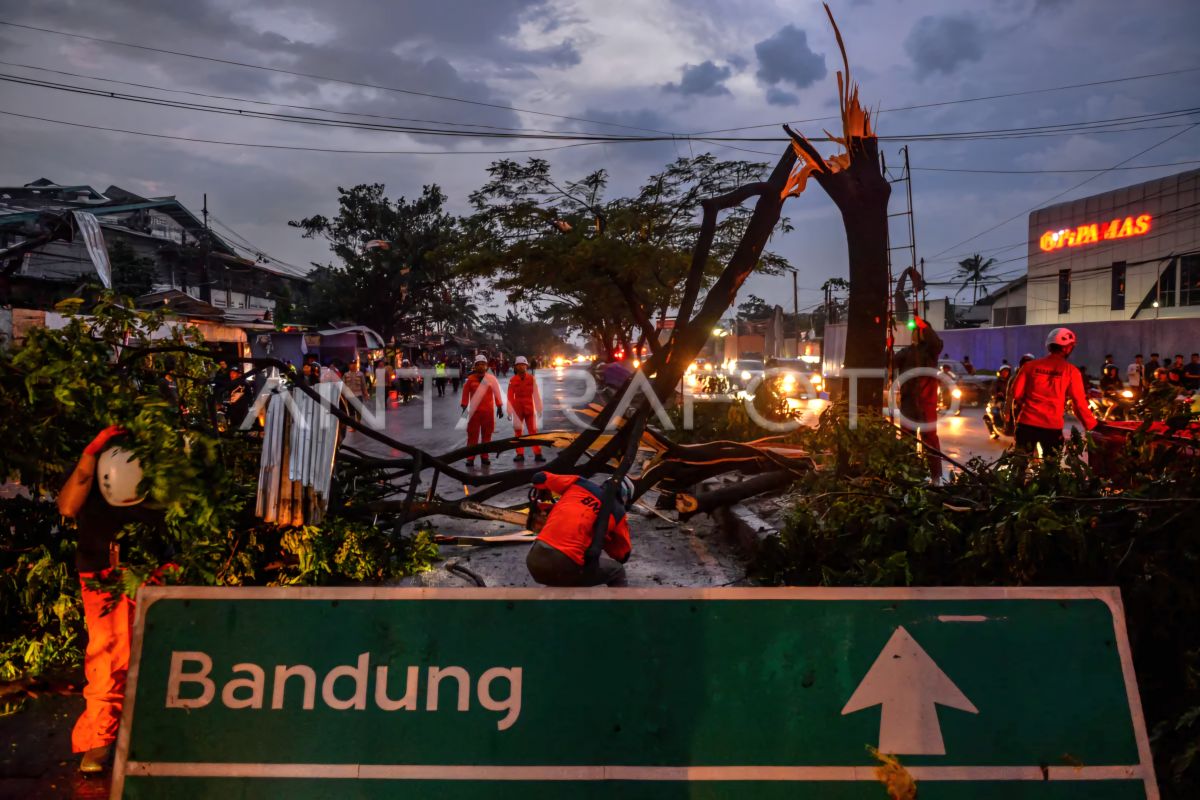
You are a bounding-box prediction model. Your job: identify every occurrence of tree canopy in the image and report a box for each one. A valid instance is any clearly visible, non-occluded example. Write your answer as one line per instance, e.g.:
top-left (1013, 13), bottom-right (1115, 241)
top-left (457, 154), bottom-right (793, 358)
top-left (289, 184), bottom-right (476, 340)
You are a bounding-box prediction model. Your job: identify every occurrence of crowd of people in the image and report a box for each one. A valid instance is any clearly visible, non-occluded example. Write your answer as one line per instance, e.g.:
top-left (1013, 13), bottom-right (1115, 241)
top-left (898, 324), bottom-right (1200, 484)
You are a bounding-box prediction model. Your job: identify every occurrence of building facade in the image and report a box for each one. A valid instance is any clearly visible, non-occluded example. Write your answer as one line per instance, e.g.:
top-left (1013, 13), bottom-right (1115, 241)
top-left (1026, 168), bottom-right (1200, 325)
top-left (0, 179), bottom-right (309, 315)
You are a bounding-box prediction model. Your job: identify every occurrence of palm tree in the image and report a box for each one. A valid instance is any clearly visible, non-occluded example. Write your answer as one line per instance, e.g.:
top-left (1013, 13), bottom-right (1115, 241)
top-left (955, 254), bottom-right (998, 304)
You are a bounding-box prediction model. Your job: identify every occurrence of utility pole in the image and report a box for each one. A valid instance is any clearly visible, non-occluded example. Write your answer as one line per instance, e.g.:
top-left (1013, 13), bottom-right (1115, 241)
top-left (198, 193), bottom-right (212, 304)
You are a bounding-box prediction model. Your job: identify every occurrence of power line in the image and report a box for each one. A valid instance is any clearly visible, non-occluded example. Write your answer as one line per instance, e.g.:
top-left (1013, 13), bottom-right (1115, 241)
top-left (0, 18), bottom-right (675, 135)
top-left (923, 178), bottom-right (1200, 275)
top-left (2, 71), bottom-right (1196, 147)
top-left (0, 58), bottom-right (579, 136)
top-left (914, 161), bottom-right (1200, 175)
top-left (0, 108), bottom-right (612, 155)
top-left (688, 66), bottom-right (1200, 135)
top-left (927, 123), bottom-right (1200, 260)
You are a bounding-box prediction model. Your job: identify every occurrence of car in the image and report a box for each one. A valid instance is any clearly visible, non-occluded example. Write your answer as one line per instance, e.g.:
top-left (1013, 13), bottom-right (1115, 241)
top-left (765, 357), bottom-right (825, 400)
top-left (935, 359), bottom-right (995, 407)
top-left (726, 359), bottom-right (765, 391)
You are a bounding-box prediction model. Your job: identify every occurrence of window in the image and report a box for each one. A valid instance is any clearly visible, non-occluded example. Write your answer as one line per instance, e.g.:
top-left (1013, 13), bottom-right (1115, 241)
top-left (1181, 255), bottom-right (1200, 307)
top-left (1158, 259), bottom-right (1177, 308)
top-left (1058, 269), bottom-right (1071, 314)
top-left (1111, 261), bottom-right (1126, 310)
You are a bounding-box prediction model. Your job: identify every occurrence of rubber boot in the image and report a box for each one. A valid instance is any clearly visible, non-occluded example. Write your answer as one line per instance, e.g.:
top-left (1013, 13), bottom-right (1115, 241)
top-left (79, 744), bottom-right (112, 774)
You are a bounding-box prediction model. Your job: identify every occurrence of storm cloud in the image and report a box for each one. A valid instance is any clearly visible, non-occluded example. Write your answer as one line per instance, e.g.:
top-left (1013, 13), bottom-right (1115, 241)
top-left (0, 0), bottom-right (1195, 317)
top-left (904, 15), bottom-right (986, 78)
top-left (753, 25), bottom-right (826, 90)
top-left (664, 60), bottom-right (732, 97)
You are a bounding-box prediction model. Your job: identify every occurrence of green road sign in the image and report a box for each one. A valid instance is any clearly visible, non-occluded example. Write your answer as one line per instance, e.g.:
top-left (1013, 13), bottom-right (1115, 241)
top-left (112, 587), bottom-right (1157, 798)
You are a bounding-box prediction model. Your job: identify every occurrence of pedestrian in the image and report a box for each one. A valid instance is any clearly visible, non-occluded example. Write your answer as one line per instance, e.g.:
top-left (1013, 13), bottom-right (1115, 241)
top-left (1009, 328), bottom-right (1099, 459)
top-left (961, 355), bottom-right (976, 375)
top-left (1102, 354), bottom-right (1115, 374)
top-left (1185, 353), bottom-right (1200, 391)
top-left (525, 472), bottom-right (632, 587)
top-left (983, 364), bottom-right (1012, 440)
top-left (1127, 354), bottom-right (1144, 391)
top-left (461, 354), bottom-right (504, 467)
top-left (342, 358), bottom-right (369, 417)
top-left (397, 359), bottom-right (418, 403)
top-left (1147, 352), bottom-right (1161, 373)
top-left (893, 315), bottom-right (944, 483)
top-left (434, 358), bottom-right (448, 398)
top-left (1171, 354), bottom-right (1186, 384)
top-left (57, 427), bottom-right (171, 773)
top-left (507, 355), bottom-right (545, 463)
top-left (450, 358), bottom-right (463, 395)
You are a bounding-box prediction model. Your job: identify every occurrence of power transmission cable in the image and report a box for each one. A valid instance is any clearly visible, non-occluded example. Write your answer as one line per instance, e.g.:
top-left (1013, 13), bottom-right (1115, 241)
top-left (0, 19), bottom-right (675, 135)
top-left (0, 58), bottom-right (584, 136)
top-left (688, 66), bottom-right (1200, 135)
top-left (914, 161), bottom-right (1200, 175)
top-left (0, 108), bottom-right (612, 155)
top-left (924, 179), bottom-right (1200, 276)
top-left (927, 123), bottom-right (1200, 259)
top-left (1, 72), bottom-right (1195, 146)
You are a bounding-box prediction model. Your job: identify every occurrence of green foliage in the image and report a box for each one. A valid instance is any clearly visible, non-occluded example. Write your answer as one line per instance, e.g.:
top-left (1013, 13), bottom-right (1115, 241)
top-left (477, 310), bottom-right (567, 357)
top-left (289, 183), bottom-right (476, 339)
top-left (737, 293), bottom-right (773, 321)
top-left (0, 498), bottom-right (81, 683)
top-left (0, 294), bottom-right (440, 687)
top-left (459, 154), bottom-right (793, 356)
top-left (752, 413), bottom-right (1200, 796)
top-left (107, 239), bottom-right (158, 298)
top-left (275, 520), bottom-right (437, 585)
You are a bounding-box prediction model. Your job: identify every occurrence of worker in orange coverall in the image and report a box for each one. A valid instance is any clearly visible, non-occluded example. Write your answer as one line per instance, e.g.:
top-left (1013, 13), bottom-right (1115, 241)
top-left (526, 472), bottom-right (632, 587)
top-left (460, 353), bottom-right (504, 467)
top-left (506, 355), bottom-right (544, 463)
top-left (58, 426), bottom-right (169, 774)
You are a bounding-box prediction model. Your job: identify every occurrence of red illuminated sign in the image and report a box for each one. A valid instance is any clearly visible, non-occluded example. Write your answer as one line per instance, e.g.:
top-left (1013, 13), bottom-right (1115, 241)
top-left (1039, 214), bottom-right (1151, 252)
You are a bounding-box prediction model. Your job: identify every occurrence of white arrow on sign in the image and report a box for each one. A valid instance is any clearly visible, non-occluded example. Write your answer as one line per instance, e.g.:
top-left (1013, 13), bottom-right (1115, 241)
top-left (841, 625), bottom-right (978, 755)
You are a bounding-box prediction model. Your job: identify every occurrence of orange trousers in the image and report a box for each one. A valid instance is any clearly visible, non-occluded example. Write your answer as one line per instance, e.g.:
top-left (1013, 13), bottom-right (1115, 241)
top-left (511, 406), bottom-right (542, 456)
top-left (466, 410), bottom-right (496, 450)
top-left (72, 570), bottom-right (134, 753)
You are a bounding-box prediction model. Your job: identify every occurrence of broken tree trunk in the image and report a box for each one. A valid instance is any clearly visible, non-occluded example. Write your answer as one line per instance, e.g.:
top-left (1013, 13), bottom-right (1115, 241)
top-left (675, 470), bottom-right (795, 521)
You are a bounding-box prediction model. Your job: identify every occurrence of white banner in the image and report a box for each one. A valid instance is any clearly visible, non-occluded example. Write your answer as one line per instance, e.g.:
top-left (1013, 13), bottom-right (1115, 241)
top-left (72, 210), bottom-right (111, 289)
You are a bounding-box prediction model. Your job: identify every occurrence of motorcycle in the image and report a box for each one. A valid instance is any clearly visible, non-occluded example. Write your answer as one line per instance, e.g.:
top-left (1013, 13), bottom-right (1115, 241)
top-left (983, 396), bottom-right (1010, 439)
top-left (1098, 388), bottom-right (1138, 422)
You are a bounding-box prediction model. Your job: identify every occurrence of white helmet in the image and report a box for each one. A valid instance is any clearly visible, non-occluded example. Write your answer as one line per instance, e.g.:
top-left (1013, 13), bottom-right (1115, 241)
top-left (97, 446), bottom-right (145, 507)
top-left (1046, 327), bottom-right (1076, 349)
top-left (474, 354), bottom-right (489, 364)
top-left (614, 475), bottom-right (635, 508)
top-left (515, 356), bottom-right (529, 366)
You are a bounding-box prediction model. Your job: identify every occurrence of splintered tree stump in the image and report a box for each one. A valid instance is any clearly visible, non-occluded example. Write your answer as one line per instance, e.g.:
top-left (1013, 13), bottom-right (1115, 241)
top-left (675, 493), bottom-right (700, 516)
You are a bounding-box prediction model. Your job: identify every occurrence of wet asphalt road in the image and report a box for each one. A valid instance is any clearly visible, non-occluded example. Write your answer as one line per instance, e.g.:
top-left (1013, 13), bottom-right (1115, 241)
top-left (341, 366), bottom-right (745, 589)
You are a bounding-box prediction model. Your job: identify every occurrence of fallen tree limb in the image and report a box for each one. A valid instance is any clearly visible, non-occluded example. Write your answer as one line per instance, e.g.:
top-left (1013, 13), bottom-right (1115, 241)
top-left (676, 471), bottom-right (796, 520)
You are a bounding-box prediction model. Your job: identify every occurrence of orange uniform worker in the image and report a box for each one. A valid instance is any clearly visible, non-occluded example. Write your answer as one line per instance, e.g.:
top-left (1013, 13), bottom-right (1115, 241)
top-left (507, 355), bottom-right (544, 463)
top-left (526, 472), bottom-right (632, 587)
top-left (57, 427), bottom-right (167, 773)
top-left (461, 353), bottom-right (504, 467)
top-left (1009, 327), bottom-right (1099, 457)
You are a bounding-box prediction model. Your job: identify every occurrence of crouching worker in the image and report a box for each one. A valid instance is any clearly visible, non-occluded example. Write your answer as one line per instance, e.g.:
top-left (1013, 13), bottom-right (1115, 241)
top-left (57, 426), bottom-right (168, 774)
top-left (526, 471), bottom-right (632, 587)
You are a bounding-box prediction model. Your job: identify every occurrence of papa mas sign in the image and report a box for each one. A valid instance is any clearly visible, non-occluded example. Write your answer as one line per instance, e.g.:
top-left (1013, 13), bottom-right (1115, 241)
top-left (1039, 213), bottom-right (1151, 252)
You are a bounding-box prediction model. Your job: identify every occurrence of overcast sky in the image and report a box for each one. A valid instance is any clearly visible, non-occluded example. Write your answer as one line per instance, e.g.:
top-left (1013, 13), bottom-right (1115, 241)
top-left (0, 0), bottom-right (1197, 316)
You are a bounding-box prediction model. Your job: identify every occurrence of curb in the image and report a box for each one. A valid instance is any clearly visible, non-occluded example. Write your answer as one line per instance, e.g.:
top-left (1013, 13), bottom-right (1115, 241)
top-left (701, 480), bottom-right (778, 557)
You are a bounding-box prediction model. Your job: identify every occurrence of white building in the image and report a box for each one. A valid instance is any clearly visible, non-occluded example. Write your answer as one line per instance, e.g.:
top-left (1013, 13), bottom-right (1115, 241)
top-left (1026, 168), bottom-right (1200, 325)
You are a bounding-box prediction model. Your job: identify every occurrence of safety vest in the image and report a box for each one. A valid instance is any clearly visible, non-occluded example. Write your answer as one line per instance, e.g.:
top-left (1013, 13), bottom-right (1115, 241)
top-left (435, 363), bottom-right (447, 377)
